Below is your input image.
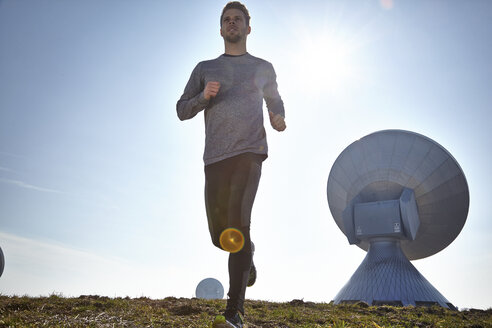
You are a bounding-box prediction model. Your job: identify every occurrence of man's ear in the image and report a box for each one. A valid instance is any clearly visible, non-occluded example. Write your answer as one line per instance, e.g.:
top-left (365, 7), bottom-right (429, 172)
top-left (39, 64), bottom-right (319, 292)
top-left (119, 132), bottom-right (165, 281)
top-left (220, 28), bottom-right (223, 37)
top-left (247, 26), bottom-right (251, 35)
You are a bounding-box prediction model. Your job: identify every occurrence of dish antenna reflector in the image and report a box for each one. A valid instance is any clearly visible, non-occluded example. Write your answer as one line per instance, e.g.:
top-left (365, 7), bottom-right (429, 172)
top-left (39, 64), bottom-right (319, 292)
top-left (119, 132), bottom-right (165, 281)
top-left (327, 130), bottom-right (469, 309)
top-left (195, 278), bottom-right (224, 300)
top-left (0, 247), bottom-right (4, 277)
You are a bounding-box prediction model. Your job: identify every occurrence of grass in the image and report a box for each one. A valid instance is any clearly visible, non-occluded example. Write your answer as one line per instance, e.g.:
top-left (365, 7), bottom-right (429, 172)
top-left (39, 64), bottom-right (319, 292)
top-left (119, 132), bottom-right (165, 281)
top-left (0, 294), bottom-right (491, 327)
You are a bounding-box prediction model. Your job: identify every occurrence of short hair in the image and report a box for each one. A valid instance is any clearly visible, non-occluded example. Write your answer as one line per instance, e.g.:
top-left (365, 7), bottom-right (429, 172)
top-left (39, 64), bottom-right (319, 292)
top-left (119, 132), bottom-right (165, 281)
top-left (220, 1), bottom-right (250, 26)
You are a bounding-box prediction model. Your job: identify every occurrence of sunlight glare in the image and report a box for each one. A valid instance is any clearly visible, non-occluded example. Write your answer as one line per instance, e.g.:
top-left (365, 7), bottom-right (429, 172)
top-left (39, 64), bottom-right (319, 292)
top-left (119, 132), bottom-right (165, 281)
top-left (292, 32), bottom-right (360, 96)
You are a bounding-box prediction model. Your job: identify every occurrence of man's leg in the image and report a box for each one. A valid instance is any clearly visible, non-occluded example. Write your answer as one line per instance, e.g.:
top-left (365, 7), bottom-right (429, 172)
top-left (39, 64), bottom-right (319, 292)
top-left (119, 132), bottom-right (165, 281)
top-left (205, 158), bottom-right (233, 249)
top-left (204, 153), bottom-right (263, 316)
top-left (225, 153), bottom-right (262, 316)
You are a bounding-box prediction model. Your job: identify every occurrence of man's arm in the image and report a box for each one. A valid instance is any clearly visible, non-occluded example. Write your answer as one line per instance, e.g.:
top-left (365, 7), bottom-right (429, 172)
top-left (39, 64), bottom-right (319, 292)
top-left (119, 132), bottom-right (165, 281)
top-left (177, 64), bottom-right (220, 121)
top-left (264, 63), bottom-right (286, 131)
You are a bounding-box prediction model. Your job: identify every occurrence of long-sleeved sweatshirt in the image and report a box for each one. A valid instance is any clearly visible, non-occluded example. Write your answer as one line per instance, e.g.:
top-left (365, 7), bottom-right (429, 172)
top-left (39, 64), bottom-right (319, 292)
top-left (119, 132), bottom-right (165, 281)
top-left (176, 53), bottom-right (285, 165)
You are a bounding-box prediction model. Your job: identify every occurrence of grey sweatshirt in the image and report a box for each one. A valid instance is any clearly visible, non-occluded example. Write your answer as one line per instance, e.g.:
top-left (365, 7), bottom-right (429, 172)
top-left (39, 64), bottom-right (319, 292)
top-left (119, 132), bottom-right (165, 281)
top-left (177, 53), bottom-right (285, 165)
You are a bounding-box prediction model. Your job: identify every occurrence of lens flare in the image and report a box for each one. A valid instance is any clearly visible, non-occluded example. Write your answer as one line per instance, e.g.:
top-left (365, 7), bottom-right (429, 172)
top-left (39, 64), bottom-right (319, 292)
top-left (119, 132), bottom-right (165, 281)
top-left (380, 0), bottom-right (394, 10)
top-left (219, 228), bottom-right (244, 253)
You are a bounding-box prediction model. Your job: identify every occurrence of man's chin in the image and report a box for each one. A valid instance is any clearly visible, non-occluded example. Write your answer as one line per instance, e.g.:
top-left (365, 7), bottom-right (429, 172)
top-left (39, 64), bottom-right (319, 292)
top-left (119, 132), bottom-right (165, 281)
top-left (224, 35), bottom-right (242, 43)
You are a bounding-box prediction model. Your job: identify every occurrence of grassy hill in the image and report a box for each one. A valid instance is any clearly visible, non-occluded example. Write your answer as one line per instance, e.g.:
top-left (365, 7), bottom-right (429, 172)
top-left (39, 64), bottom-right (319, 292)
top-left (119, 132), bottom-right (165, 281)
top-left (1, 294), bottom-right (491, 327)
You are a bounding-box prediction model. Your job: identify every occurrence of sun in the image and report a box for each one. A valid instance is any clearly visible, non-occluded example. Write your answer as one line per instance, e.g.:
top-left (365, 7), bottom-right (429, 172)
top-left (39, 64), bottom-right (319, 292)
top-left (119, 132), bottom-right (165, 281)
top-left (291, 31), bottom-right (361, 97)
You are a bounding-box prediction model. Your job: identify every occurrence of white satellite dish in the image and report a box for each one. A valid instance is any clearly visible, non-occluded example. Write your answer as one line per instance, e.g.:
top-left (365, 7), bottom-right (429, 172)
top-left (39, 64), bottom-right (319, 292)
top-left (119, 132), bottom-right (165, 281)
top-left (195, 278), bottom-right (224, 300)
top-left (327, 130), bottom-right (469, 309)
top-left (0, 246), bottom-right (4, 277)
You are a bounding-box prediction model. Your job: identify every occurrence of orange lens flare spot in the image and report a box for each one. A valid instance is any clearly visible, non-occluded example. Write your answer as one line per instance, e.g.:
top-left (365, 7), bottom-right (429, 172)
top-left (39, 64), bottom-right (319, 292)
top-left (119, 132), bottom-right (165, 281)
top-left (219, 228), bottom-right (244, 253)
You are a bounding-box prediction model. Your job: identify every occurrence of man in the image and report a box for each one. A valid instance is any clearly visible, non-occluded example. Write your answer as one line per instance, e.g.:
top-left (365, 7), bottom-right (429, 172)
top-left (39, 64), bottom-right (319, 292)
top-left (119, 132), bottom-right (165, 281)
top-left (176, 2), bottom-right (286, 327)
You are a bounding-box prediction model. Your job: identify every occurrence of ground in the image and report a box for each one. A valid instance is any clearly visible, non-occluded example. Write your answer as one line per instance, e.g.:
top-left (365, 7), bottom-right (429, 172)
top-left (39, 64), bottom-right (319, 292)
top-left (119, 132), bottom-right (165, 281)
top-left (0, 295), bottom-right (491, 327)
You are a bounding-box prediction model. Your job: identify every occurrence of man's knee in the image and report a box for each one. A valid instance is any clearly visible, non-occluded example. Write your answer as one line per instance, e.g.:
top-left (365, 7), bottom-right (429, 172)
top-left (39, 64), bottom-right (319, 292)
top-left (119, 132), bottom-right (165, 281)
top-left (210, 226), bottom-right (251, 253)
top-left (211, 235), bottom-right (222, 249)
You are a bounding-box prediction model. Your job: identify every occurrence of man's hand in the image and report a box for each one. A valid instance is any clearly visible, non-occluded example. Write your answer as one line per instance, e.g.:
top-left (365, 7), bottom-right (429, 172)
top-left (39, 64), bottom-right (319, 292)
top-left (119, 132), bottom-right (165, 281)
top-left (204, 81), bottom-right (221, 100)
top-left (269, 111), bottom-right (286, 131)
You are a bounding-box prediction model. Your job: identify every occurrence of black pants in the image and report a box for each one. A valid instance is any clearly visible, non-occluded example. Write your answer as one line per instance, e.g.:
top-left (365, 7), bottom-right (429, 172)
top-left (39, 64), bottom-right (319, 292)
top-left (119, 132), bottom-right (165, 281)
top-left (204, 152), bottom-right (264, 315)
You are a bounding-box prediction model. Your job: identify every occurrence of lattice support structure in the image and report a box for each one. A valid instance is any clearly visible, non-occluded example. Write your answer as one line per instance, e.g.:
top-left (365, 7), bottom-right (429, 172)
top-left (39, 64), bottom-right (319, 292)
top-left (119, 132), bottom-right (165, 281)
top-left (333, 239), bottom-right (456, 310)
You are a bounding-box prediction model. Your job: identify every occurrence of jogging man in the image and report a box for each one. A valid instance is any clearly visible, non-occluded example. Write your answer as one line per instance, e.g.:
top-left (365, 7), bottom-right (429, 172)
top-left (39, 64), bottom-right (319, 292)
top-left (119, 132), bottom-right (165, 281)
top-left (177, 2), bottom-right (286, 327)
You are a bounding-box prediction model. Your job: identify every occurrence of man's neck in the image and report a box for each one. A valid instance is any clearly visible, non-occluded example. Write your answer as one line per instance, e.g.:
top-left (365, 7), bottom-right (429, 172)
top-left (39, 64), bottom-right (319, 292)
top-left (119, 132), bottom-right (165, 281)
top-left (224, 42), bottom-right (247, 56)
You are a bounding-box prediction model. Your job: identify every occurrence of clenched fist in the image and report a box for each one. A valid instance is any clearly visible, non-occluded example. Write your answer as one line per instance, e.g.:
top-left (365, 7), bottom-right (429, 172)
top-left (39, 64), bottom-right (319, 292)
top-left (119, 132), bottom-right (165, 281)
top-left (269, 111), bottom-right (286, 132)
top-left (204, 81), bottom-right (221, 100)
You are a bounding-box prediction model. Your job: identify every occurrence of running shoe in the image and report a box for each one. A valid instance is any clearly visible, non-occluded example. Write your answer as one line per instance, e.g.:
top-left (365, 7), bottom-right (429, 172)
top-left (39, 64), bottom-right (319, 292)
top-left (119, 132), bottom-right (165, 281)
top-left (247, 242), bottom-right (256, 287)
top-left (247, 262), bottom-right (256, 287)
top-left (212, 312), bottom-right (244, 328)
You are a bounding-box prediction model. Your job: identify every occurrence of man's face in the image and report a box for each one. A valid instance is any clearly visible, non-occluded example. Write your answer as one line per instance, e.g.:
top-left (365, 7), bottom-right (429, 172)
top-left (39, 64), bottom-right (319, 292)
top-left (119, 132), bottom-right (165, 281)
top-left (220, 8), bottom-right (250, 44)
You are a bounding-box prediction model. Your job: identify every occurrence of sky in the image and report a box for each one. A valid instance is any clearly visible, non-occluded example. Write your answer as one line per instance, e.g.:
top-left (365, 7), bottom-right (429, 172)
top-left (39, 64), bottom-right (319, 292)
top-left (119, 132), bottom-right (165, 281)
top-left (0, 0), bottom-right (491, 310)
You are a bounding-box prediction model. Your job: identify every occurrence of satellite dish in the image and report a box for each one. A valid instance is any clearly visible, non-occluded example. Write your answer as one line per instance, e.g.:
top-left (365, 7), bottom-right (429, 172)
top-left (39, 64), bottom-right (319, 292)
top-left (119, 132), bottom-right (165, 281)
top-left (327, 130), bottom-right (469, 309)
top-left (0, 246), bottom-right (4, 277)
top-left (327, 129), bottom-right (469, 260)
top-left (195, 278), bottom-right (224, 300)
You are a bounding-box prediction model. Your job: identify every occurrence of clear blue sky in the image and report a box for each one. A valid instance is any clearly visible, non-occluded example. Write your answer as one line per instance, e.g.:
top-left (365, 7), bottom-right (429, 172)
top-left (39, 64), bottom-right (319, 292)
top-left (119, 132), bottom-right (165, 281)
top-left (1, 0), bottom-right (491, 310)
